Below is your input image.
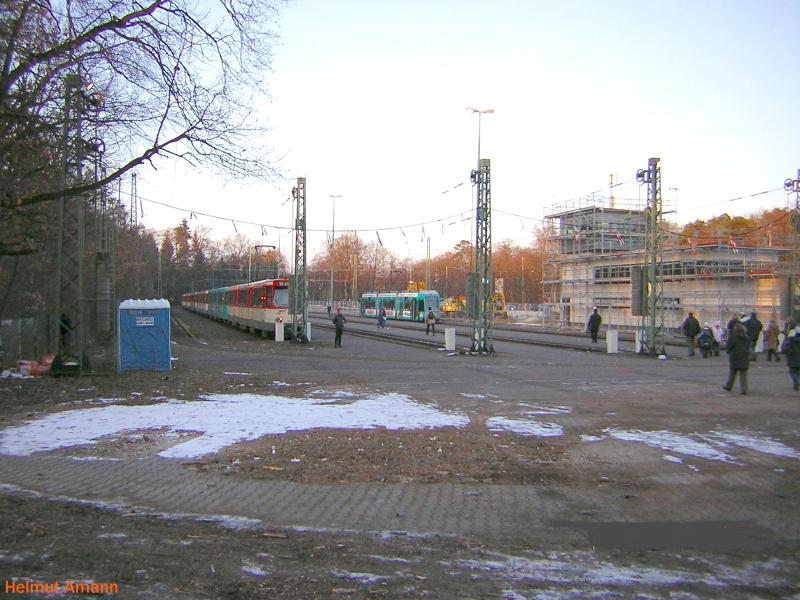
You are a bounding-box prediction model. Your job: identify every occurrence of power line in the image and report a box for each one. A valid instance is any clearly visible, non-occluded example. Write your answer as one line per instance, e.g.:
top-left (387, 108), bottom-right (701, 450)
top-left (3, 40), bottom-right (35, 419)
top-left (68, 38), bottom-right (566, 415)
top-left (119, 182), bottom-right (788, 237)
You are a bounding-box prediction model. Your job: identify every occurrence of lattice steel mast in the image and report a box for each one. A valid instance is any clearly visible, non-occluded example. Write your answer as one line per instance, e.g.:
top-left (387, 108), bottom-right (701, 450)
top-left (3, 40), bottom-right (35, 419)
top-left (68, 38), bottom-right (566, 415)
top-left (471, 158), bottom-right (494, 353)
top-left (130, 172), bottom-right (138, 228)
top-left (785, 169), bottom-right (800, 321)
top-left (53, 74), bottom-right (89, 369)
top-left (291, 178), bottom-right (308, 342)
top-left (636, 157), bottom-right (666, 355)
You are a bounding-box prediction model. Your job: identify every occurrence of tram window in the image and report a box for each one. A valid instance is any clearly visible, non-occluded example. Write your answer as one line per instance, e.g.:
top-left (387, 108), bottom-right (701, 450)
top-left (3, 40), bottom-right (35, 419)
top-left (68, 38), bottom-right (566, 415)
top-left (274, 287), bottom-right (289, 308)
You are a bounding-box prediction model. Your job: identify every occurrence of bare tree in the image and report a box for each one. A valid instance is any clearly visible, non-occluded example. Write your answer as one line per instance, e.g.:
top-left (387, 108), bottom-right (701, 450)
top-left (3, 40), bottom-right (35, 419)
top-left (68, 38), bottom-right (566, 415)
top-left (1, 0), bottom-right (285, 255)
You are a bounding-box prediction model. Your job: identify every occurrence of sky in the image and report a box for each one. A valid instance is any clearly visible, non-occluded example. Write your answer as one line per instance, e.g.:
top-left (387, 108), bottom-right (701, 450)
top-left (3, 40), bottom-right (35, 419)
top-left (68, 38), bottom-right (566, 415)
top-left (134, 0), bottom-right (800, 261)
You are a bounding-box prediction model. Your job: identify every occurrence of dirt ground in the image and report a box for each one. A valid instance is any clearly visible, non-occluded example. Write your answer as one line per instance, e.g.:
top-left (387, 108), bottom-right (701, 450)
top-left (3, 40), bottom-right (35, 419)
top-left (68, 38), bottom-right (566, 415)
top-left (1, 309), bottom-right (799, 598)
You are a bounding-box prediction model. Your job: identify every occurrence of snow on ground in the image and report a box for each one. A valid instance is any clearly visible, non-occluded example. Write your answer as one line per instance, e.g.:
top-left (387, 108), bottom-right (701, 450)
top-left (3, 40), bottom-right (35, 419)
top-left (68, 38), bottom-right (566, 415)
top-left (447, 550), bottom-right (795, 590)
top-left (0, 391), bottom-right (797, 466)
top-left (0, 393), bottom-right (470, 459)
top-left (603, 428), bottom-right (800, 465)
top-left (487, 417), bottom-right (565, 438)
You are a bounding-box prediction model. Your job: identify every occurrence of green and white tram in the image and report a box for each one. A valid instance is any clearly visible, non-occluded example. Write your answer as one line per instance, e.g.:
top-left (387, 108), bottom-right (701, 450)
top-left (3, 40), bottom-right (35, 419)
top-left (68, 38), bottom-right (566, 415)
top-left (359, 290), bottom-right (441, 322)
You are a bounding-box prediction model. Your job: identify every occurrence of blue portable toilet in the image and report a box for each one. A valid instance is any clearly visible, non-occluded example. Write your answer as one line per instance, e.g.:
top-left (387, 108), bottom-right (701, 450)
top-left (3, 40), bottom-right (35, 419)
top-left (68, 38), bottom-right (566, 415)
top-left (118, 299), bottom-right (172, 373)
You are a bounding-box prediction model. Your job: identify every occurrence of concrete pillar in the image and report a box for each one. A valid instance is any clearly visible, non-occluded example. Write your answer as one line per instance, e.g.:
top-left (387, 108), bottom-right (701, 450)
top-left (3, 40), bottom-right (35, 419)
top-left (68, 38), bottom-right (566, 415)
top-left (306, 322), bottom-right (312, 342)
top-left (606, 329), bottom-right (619, 353)
top-left (445, 327), bottom-right (456, 351)
top-left (275, 322), bottom-right (284, 342)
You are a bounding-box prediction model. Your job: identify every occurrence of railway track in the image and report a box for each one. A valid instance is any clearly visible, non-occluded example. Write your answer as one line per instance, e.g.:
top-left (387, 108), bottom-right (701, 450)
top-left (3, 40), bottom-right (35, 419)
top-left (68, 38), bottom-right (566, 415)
top-left (311, 316), bottom-right (606, 353)
top-left (311, 312), bottom-right (689, 354)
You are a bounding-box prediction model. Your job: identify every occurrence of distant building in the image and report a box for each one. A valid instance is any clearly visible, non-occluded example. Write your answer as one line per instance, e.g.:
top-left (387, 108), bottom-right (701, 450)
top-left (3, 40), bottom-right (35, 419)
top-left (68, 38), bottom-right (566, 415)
top-left (543, 199), bottom-right (792, 329)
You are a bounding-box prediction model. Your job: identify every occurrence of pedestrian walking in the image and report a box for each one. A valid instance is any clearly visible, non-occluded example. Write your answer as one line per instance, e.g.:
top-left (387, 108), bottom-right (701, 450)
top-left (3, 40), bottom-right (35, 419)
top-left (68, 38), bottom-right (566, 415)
top-left (764, 319), bottom-right (781, 362)
top-left (332, 307), bottom-right (346, 348)
top-left (425, 308), bottom-right (436, 335)
top-left (326, 304), bottom-right (332, 317)
top-left (681, 312), bottom-right (701, 357)
top-left (745, 311), bottom-right (763, 361)
top-left (781, 326), bottom-right (800, 391)
top-left (723, 319), bottom-right (750, 395)
top-left (586, 307), bottom-right (601, 343)
top-left (378, 307), bottom-right (387, 329)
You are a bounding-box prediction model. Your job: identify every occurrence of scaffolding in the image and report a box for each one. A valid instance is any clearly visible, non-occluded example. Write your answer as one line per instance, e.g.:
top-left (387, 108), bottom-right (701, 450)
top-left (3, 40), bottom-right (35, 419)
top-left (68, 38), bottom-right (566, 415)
top-left (542, 194), bottom-right (789, 331)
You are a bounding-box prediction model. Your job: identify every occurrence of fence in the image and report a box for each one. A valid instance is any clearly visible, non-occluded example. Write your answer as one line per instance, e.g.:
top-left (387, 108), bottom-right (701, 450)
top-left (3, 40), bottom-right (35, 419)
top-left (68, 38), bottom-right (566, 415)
top-left (0, 316), bottom-right (51, 367)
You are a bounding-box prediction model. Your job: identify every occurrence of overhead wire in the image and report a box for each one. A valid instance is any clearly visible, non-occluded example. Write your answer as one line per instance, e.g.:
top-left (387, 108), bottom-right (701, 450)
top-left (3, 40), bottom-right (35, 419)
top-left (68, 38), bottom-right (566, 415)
top-left (119, 179), bottom-right (790, 241)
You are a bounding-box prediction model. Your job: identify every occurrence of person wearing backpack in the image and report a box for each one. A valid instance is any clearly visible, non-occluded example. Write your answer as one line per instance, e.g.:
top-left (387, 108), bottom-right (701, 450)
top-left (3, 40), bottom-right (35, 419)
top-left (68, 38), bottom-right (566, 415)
top-left (425, 308), bottom-right (436, 335)
top-left (782, 326), bottom-right (800, 391)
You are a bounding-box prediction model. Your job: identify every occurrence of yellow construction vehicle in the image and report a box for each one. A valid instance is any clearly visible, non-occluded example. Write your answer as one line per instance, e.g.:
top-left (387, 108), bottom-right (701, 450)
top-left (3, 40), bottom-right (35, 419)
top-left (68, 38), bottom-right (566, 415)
top-left (492, 292), bottom-right (507, 318)
top-left (440, 295), bottom-right (466, 315)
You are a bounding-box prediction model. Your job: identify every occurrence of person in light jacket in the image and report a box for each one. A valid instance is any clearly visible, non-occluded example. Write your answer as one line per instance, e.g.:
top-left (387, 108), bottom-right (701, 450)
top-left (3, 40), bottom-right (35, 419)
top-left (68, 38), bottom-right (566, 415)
top-left (764, 319), bottom-right (780, 362)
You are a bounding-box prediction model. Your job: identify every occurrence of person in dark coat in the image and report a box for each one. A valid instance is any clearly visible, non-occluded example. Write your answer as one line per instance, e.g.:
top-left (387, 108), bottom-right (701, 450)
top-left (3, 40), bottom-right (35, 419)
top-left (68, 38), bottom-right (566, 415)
top-left (378, 307), bottom-right (387, 328)
top-left (586, 307), bottom-right (601, 343)
top-left (723, 320), bottom-right (750, 395)
top-left (697, 324), bottom-right (715, 358)
top-left (745, 311), bottom-right (763, 361)
top-left (681, 312), bottom-right (701, 357)
top-left (425, 308), bottom-right (436, 335)
top-left (332, 307), bottom-right (346, 348)
top-left (727, 312), bottom-right (744, 333)
top-left (782, 326), bottom-right (800, 391)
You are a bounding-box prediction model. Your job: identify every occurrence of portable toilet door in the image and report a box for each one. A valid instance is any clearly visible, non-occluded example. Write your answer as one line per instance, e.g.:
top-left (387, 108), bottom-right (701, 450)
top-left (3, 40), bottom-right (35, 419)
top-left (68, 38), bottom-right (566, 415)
top-left (118, 299), bottom-right (172, 372)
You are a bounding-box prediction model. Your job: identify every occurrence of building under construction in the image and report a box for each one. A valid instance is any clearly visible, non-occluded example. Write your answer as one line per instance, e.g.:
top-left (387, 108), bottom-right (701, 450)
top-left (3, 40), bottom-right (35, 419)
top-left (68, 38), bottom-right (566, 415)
top-left (543, 196), bottom-right (792, 330)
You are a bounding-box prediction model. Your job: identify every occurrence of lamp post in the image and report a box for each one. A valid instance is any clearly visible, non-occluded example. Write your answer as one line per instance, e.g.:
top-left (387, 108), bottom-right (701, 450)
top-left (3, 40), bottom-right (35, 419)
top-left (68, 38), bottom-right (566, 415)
top-left (248, 244), bottom-right (275, 282)
top-left (466, 107), bottom-right (494, 165)
top-left (329, 194), bottom-right (342, 307)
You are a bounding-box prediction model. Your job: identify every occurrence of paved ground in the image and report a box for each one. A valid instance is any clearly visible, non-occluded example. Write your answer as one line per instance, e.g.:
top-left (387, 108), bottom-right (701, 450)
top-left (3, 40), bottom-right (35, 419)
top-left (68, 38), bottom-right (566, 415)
top-left (1, 308), bottom-right (799, 598)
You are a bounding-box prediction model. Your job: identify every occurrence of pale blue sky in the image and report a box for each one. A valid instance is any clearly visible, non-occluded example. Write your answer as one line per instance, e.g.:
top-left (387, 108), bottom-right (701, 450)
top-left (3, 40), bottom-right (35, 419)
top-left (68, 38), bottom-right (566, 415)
top-left (137, 0), bottom-right (800, 260)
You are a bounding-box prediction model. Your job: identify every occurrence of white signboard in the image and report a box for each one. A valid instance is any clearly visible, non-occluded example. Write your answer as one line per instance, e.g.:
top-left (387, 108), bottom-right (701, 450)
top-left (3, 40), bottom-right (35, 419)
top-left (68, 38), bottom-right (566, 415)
top-left (135, 316), bottom-right (155, 327)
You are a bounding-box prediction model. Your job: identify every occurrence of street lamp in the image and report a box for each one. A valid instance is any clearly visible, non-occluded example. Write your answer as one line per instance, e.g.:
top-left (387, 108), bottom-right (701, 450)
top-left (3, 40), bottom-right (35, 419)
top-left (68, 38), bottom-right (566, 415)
top-left (249, 244), bottom-right (275, 282)
top-left (329, 194), bottom-right (342, 307)
top-left (466, 107), bottom-right (494, 165)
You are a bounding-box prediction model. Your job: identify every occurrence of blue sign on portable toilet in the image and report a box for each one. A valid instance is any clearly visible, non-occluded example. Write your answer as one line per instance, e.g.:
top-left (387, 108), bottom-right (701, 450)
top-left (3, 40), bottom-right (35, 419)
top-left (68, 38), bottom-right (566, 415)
top-left (118, 299), bottom-right (172, 373)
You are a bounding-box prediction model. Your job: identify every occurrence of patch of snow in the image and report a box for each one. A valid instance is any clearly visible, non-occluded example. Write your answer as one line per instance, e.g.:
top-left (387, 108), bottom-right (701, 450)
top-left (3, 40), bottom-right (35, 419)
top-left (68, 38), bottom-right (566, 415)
top-left (0, 392), bottom-right (469, 459)
top-left (708, 431), bottom-right (800, 460)
top-left (605, 429), bottom-right (736, 463)
top-left (241, 560), bottom-right (268, 577)
top-left (224, 372), bottom-right (251, 376)
top-left (580, 435), bottom-right (604, 442)
top-left (97, 533), bottom-right (128, 540)
top-left (330, 570), bottom-right (389, 585)
top-left (487, 417), bottom-right (564, 437)
top-left (448, 550), bottom-right (793, 589)
top-left (461, 393), bottom-right (487, 399)
top-left (661, 454), bottom-right (684, 464)
top-left (519, 403), bottom-right (572, 415)
top-left (366, 555), bottom-right (414, 564)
